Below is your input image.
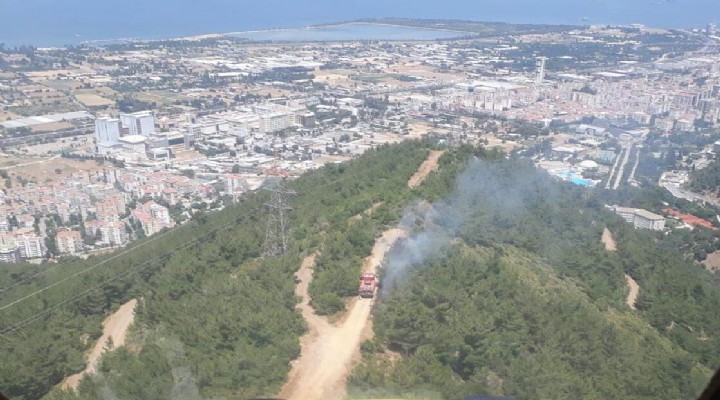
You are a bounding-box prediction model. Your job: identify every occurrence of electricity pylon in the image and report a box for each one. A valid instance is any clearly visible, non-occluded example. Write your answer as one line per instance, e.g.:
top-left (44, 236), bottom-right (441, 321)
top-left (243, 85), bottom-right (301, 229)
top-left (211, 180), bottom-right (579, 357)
top-left (262, 180), bottom-right (296, 258)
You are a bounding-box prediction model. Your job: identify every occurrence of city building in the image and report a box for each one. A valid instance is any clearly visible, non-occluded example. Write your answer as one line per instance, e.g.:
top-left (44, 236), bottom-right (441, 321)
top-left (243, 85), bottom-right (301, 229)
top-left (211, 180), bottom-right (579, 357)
top-left (535, 57), bottom-right (547, 84)
top-left (0, 234), bottom-right (18, 263)
top-left (94, 117), bottom-right (121, 144)
top-left (56, 229), bottom-right (83, 255)
top-left (612, 206), bottom-right (666, 231)
top-left (131, 201), bottom-right (175, 236)
top-left (100, 221), bottom-right (128, 246)
top-left (297, 112), bottom-right (317, 128)
top-left (15, 231), bottom-right (45, 259)
top-left (118, 135), bottom-right (147, 154)
top-left (120, 111), bottom-right (156, 136)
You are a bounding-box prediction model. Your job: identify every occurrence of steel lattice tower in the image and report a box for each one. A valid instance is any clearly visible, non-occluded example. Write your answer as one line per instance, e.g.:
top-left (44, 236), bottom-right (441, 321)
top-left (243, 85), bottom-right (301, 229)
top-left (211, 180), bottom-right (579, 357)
top-left (262, 180), bottom-right (296, 258)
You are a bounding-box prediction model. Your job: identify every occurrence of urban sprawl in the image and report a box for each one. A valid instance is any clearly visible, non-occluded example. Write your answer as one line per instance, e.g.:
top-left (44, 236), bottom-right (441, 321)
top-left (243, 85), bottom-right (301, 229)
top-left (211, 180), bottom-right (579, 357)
top-left (1, 21), bottom-right (720, 262)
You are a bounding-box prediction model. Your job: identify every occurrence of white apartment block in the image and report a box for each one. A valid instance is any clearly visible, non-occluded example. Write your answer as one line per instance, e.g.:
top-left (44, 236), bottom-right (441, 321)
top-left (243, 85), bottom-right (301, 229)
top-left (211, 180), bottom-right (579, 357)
top-left (100, 222), bottom-right (128, 246)
top-left (0, 234), bottom-right (18, 263)
top-left (259, 113), bottom-right (296, 134)
top-left (612, 206), bottom-right (666, 231)
top-left (149, 203), bottom-right (172, 224)
top-left (16, 234), bottom-right (44, 259)
top-left (56, 230), bottom-right (83, 255)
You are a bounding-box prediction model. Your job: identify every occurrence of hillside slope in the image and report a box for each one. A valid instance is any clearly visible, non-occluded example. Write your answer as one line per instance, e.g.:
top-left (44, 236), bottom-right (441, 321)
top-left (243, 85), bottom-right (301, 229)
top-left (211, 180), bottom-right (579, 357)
top-left (3, 143), bottom-right (720, 400)
top-left (351, 245), bottom-right (710, 399)
top-left (0, 141), bottom-right (435, 400)
top-left (350, 156), bottom-right (720, 400)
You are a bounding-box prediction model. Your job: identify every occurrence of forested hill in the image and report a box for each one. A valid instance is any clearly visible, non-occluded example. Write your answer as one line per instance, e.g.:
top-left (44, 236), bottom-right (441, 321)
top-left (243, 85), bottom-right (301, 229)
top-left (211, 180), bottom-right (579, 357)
top-left (0, 141), bottom-right (439, 400)
top-left (689, 158), bottom-right (720, 195)
top-left (2, 141), bottom-right (720, 400)
top-left (350, 155), bottom-right (720, 399)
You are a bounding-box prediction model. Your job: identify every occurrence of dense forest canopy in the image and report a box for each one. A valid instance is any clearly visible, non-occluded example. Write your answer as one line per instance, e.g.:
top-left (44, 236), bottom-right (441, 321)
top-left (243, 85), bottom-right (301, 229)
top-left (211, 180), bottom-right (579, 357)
top-left (351, 153), bottom-right (720, 399)
top-left (1, 141), bottom-right (719, 400)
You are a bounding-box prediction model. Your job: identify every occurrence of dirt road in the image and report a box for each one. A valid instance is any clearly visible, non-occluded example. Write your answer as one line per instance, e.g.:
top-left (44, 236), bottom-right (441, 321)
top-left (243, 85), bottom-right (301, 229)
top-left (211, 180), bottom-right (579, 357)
top-left (280, 150), bottom-right (440, 399)
top-left (349, 201), bottom-right (385, 224)
top-left (61, 299), bottom-right (138, 390)
top-left (625, 275), bottom-right (639, 310)
top-left (601, 228), bottom-right (617, 251)
top-left (279, 229), bottom-right (406, 400)
top-left (602, 228), bottom-right (639, 310)
top-left (408, 150), bottom-right (445, 189)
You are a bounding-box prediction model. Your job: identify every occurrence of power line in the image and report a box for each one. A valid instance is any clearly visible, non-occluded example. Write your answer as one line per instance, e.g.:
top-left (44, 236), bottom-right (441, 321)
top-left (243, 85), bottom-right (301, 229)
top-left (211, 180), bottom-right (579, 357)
top-left (0, 225), bottom-right (190, 312)
top-left (0, 225), bottom-right (183, 297)
top-left (0, 204), bottom-right (267, 337)
top-left (0, 169), bottom-right (376, 333)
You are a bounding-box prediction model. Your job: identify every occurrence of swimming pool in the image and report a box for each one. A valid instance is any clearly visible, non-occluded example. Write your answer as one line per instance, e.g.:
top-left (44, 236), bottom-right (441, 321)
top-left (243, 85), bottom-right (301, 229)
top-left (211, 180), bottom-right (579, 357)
top-left (553, 170), bottom-right (596, 187)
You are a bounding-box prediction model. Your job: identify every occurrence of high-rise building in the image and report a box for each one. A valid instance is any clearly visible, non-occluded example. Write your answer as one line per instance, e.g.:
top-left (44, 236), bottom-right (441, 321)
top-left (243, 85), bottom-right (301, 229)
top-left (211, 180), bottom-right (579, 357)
top-left (535, 57), bottom-right (547, 84)
top-left (94, 117), bottom-right (121, 144)
top-left (120, 111), bottom-right (156, 136)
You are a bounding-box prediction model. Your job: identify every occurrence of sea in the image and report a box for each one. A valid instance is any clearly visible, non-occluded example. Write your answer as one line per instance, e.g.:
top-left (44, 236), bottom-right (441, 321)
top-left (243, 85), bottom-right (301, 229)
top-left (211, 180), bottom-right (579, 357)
top-left (0, 0), bottom-right (718, 48)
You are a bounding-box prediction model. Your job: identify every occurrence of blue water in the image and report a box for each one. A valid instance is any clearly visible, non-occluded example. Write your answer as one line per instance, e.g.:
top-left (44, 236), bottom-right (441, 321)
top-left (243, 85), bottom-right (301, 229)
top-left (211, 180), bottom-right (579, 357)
top-left (557, 171), bottom-right (595, 187)
top-left (570, 178), bottom-right (593, 187)
top-left (0, 0), bottom-right (717, 47)
top-left (231, 23), bottom-right (464, 42)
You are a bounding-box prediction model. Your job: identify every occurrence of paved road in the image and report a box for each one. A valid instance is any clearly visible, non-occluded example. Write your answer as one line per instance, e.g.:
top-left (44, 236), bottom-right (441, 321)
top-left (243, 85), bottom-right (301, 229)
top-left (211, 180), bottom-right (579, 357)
top-left (612, 144), bottom-right (633, 190)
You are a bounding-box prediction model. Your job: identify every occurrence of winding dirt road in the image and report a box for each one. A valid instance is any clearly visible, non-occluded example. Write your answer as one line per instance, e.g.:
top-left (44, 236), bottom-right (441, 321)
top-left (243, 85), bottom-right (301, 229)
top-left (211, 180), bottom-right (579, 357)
top-left (61, 299), bottom-right (138, 390)
top-left (279, 230), bottom-right (405, 400)
top-left (602, 228), bottom-right (639, 310)
top-left (280, 150), bottom-right (441, 400)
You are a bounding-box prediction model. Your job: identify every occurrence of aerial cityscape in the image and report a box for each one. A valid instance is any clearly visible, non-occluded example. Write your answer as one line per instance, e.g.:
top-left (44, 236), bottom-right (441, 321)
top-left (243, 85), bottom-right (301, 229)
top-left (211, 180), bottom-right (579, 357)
top-left (2, 7), bottom-right (720, 400)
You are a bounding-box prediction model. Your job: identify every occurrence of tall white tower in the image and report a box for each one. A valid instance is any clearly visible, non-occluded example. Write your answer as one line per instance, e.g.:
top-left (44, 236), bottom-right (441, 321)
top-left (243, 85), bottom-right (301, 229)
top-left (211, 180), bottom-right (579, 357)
top-left (535, 57), bottom-right (547, 84)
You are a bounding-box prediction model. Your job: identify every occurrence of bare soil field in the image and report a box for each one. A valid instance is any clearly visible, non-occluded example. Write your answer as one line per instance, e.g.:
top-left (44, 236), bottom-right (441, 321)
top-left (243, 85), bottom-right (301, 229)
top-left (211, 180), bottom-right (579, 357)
top-left (75, 93), bottom-right (114, 107)
top-left (702, 251), bottom-right (720, 272)
top-left (484, 135), bottom-right (520, 153)
top-left (601, 228), bottom-right (617, 251)
top-left (2, 156), bottom-right (104, 183)
top-left (625, 275), bottom-right (639, 310)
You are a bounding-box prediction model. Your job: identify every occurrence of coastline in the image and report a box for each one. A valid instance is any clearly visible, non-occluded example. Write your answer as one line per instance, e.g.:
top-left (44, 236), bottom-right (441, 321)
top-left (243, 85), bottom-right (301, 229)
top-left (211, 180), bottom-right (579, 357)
top-left (299, 20), bottom-right (473, 35)
top-left (35, 20), bottom-right (478, 48)
top-left (225, 21), bottom-right (471, 41)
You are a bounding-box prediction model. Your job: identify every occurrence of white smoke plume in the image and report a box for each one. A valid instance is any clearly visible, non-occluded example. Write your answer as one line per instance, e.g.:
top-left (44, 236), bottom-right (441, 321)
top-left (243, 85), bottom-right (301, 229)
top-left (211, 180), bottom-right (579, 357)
top-left (380, 157), bottom-right (556, 298)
